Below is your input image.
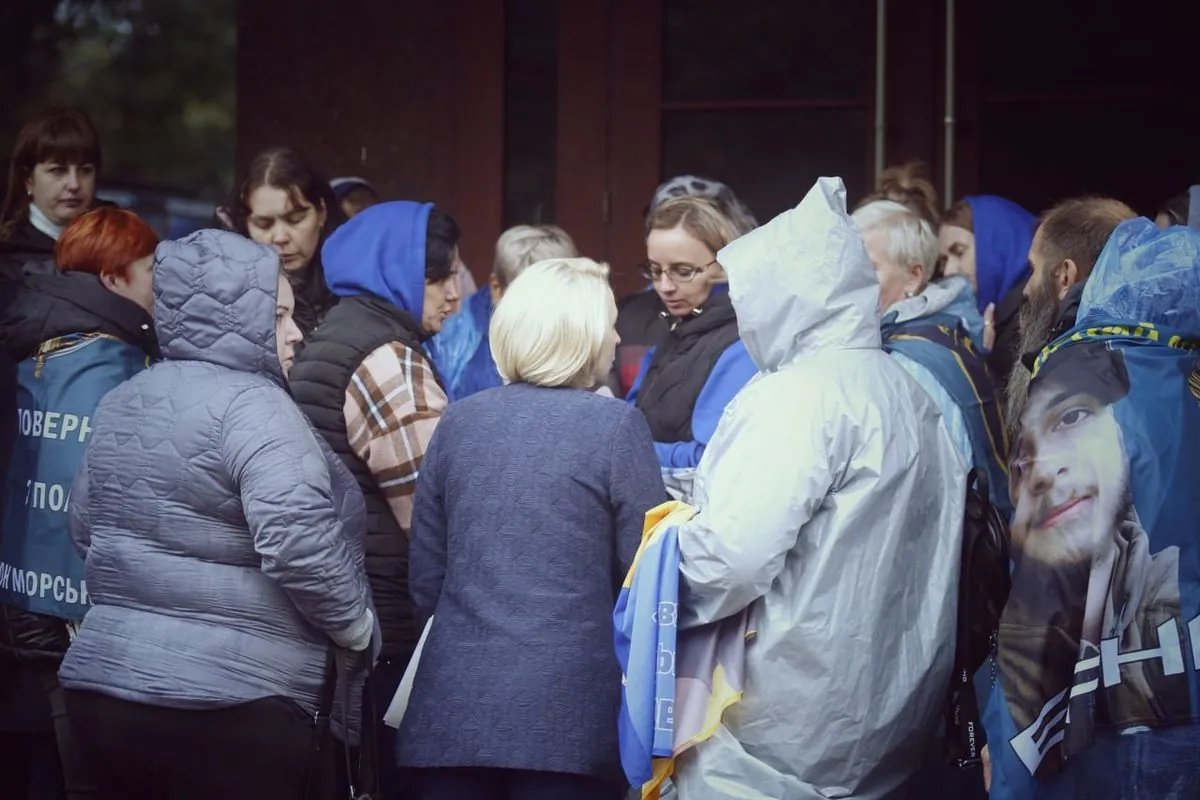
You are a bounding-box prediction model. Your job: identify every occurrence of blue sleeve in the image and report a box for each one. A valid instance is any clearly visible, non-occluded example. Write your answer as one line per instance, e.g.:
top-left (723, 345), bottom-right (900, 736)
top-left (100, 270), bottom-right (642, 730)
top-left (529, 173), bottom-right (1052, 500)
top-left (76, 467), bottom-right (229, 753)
top-left (891, 353), bottom-right (975, 468)
top-left (624, 347), bottom-right (656, 405)
top-left (653, 341), bottom-right (758, 469)
top-left (428, 310), bottom-right (479, 400)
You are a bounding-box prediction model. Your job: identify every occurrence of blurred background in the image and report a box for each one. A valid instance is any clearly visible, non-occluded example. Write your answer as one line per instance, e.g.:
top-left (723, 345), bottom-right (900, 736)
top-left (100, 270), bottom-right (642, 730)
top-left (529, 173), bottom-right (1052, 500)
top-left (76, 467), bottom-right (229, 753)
top-left (1, 0), bottom-right (233, 236)
top-left (2, 0), bottom-right (1196, 294)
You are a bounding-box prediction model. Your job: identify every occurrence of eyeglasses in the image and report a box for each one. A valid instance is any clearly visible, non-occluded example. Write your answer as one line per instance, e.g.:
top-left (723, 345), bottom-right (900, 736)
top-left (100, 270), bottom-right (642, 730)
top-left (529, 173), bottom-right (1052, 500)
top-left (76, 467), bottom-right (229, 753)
top-left (640, 259), bottom-right (717, 284)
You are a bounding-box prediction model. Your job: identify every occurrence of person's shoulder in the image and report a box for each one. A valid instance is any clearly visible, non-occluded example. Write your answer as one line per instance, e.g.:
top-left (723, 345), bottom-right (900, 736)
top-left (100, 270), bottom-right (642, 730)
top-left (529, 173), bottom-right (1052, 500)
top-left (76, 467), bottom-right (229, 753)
top-left (360, 339), bottom-right (431, 376)
top-left (462, 383), bottom-right (629, 423)
top-left (743, 351), bottom-right (889, 407)
top-left (150, 361), bottom-right (287, 410)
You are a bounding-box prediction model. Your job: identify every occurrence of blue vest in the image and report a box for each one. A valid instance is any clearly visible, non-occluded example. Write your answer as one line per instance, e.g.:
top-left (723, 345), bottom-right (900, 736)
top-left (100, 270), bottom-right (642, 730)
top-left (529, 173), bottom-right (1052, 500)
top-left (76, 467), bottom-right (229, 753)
top-left (0, 334), bottom-right (149, 620)
top-left (881, 312), bottom-right (1013, 518)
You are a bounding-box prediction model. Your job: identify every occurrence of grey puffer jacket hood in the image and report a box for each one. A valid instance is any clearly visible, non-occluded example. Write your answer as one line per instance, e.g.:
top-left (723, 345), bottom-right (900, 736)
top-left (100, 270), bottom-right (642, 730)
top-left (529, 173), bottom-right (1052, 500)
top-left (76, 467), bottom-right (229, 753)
top-left (154, 229), bottom-right (286, 383)
top-left (59, 230), bottom-right (375, 742)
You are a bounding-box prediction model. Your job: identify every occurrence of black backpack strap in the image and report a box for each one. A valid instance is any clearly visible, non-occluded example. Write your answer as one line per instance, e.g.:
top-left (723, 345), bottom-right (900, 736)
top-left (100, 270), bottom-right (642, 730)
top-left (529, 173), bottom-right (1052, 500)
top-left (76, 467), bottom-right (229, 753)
top-left (305, 648), bottom-right (339, 799)
top-left (945, 468), bottom-right (1011, 768)
top-left (342, 654), bottom-right (377, 799)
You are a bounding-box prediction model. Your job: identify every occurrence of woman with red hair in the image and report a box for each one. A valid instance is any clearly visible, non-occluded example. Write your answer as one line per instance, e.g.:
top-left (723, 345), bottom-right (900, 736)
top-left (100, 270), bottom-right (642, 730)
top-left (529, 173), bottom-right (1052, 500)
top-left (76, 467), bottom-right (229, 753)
top-left (55, 207), bottom-right (158, 313)
top-left (0, 207), bottom-right (160, 799)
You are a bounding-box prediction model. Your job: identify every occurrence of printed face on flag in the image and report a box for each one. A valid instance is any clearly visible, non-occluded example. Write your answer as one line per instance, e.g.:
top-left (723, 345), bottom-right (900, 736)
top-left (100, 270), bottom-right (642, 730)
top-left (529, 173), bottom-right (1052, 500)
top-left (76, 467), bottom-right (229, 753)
top-left (1009, 382), bottom-right (1129, 569)
top-left (996, 340), bottom-right (1193, 781)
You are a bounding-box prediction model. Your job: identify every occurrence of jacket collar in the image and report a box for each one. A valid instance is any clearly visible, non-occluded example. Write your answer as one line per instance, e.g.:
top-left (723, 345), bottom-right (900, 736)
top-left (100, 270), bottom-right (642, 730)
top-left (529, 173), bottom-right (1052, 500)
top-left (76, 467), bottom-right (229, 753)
top-left (342, 292), bottom-right (431, 342)
top-left (1, 270), bottom-right (159, 360)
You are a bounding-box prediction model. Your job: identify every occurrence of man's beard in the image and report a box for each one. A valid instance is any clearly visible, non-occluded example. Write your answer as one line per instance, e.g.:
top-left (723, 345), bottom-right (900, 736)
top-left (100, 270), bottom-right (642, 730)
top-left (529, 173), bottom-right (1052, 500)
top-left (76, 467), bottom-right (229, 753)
top-left (1005, 273), bottom-right (1063, 436)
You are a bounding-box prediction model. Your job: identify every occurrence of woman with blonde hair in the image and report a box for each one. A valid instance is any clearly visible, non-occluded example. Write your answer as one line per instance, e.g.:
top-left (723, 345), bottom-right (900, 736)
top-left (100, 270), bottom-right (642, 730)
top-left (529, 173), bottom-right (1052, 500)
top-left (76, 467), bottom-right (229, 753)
top-left (626, 195), bottom-right (758, 500)
top-left (430, 223), bottom-right (577, 400)
top-left (399, 258), bottom-right (665, 799)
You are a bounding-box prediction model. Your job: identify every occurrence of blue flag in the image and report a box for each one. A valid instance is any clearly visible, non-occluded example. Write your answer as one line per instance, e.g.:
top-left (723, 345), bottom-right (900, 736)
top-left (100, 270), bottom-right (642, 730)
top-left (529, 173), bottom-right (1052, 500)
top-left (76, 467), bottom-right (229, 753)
top-left (986, 219), bottom-right (1200, 797)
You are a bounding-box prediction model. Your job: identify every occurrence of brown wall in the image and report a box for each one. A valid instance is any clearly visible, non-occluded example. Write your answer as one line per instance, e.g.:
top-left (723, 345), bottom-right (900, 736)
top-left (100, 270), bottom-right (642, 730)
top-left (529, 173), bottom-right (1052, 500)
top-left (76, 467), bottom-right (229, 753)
top-left (236, 0), bottom-right (504, 282)
top-left (238, 0), bottom-right (1199, 290)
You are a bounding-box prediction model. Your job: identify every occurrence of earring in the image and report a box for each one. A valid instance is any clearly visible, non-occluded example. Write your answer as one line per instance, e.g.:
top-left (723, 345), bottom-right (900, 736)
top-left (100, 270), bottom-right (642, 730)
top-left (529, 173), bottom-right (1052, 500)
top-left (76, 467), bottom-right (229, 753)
top-left (905, 290), bottom-right (915, 298)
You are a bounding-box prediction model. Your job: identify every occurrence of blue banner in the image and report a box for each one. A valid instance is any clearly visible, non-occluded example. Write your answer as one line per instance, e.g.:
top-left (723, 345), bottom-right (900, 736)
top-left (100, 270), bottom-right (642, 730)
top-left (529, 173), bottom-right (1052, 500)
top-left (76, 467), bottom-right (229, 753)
top-left (0, 334), bottom-right (148, 620)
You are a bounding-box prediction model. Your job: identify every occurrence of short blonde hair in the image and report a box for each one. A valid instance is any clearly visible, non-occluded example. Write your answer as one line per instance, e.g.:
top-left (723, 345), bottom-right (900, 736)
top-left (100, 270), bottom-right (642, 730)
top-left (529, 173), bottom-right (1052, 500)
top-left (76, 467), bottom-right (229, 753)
top-left (493, 224), bottom-right (578, 288)
top-left (490, 257), bottom-right (613, 389)
top-left (647, 195), bottom-right (741, 254)
top-left (851, 199), bottom-right (940, 294)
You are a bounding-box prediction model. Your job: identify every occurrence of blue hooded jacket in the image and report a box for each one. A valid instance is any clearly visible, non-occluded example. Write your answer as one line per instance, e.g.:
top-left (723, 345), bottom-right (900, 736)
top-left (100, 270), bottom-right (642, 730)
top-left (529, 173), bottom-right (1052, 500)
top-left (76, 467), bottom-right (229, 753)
top-left (984, 219), bottom-right (1200, 800)
top-left (965, 195), bottom-right (1036, 313)
top-left (322, 201), bottom-right (432, 317)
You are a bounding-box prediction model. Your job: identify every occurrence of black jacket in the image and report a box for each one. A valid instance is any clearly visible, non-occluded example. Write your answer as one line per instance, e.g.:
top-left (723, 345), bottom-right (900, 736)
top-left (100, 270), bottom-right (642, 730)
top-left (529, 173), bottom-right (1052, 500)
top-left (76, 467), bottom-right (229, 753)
top-left (987, 275), bottom-right (1028, 407)
top-left (610, 288), bottom-right (667, 397)
top-left (0, 270), bottom-right (158, 661)
top-left (0, 222), bottom-right (56, 320)
top-left (633, 291), bottom-right (740, 443)
top-left (290, 261), bottom-right (338, 337)
top-left (289, 294), bottom-right (441, 660)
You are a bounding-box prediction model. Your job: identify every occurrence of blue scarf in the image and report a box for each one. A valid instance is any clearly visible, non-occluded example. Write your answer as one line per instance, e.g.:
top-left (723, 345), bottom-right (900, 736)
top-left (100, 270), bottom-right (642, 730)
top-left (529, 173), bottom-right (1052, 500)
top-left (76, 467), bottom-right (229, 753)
top-left (966, 195), bottom-right (1036, 312)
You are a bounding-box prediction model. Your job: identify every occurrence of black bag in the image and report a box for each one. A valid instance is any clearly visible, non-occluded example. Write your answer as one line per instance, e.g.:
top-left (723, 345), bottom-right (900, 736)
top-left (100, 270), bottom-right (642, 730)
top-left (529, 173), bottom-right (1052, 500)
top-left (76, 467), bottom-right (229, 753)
top-left (945, 468), bottom-right (1012, 767)
top-left (306, 648), bottom-right (377, 800)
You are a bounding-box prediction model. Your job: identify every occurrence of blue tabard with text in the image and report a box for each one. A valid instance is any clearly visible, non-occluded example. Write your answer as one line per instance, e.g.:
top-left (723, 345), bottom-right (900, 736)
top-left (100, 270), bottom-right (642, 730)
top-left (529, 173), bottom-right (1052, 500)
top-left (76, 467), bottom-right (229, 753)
top-left (0, 334), bottom-right (148, 620)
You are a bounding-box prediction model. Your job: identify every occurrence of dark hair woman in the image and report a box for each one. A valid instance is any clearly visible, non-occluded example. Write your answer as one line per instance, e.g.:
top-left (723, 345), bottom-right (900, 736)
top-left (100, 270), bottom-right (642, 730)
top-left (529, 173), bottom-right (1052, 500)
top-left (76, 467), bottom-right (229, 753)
top-left (0, 108), bottom-right (102, 294)
top-left (236, 146), bottom-right (346, 334)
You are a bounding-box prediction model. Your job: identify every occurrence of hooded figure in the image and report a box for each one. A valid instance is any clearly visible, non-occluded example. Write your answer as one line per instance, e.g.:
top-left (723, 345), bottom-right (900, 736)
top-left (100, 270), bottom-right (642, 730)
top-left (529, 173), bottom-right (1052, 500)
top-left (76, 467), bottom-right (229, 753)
top-left (56, 230), bottom-right (375, 798)
top-left (985, 219), bottom-right (1200, 800)
top-left (671, 178), bottom-right (967, 799)
top-left (289, 200), bottom-right (459, 795)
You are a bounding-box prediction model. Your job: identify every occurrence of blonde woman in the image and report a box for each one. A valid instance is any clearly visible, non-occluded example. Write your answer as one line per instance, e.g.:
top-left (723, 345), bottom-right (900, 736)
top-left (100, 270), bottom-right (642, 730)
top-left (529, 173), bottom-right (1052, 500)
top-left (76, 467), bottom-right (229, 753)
top-left (399, 258), bottom-right (665, 799)
top-left (626, 196), bottom-right (758, 499)
top-left (430, 224), bottom-right (577, 400)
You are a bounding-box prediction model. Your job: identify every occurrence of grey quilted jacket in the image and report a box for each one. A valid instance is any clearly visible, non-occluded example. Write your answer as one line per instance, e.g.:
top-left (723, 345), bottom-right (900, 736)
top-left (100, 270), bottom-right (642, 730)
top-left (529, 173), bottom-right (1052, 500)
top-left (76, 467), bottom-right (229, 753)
top-left (58, 230), bottom-right (376, 742)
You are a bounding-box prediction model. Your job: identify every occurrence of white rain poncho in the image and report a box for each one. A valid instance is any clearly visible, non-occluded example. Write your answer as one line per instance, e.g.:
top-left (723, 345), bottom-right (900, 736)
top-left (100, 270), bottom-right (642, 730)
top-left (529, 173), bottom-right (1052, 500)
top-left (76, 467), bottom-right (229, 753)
top-left (672, 178), bottom-right (968, 799)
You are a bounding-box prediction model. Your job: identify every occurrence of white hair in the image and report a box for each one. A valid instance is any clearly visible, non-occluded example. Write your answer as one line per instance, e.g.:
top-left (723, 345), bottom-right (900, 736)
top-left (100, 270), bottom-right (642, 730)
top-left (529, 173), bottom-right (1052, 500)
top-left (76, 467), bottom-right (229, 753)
top-left (850, 199), bottom-right (940, 291)
top-left (490, 257), bottom-right (613, 389)
top-left (492, 225), bottom-right (578, 288)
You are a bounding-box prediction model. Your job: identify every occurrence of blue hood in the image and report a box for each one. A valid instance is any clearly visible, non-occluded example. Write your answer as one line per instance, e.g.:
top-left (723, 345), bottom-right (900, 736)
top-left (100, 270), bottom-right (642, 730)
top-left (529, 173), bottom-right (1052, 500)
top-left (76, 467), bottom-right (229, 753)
top-left (965, 195), bottom-right (1036, 313)
top-left (1079, 217), bottom-right (1200, 334)
top-left (321, 200), bottom-right (432, 318)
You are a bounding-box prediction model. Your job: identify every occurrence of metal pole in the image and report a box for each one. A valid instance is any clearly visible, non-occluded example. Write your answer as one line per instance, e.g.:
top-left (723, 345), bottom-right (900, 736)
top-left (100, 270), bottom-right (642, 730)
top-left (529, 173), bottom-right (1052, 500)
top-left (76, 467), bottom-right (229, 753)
top-left (943, 0), bottom-right (956, 203)
top-left (874, 0), bottom-right (887, 185)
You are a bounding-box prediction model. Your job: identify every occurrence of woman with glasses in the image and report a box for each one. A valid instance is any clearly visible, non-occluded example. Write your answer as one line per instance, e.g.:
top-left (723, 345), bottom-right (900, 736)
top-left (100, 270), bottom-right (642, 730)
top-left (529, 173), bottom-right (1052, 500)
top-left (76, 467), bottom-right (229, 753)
top-left (626, 195), bottom-right (757, 500)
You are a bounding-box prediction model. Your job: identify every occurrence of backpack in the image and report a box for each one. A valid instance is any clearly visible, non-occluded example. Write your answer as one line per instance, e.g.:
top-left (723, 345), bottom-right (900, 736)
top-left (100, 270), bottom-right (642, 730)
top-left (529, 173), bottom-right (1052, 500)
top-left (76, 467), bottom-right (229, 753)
top-left (945, 468), bottom-right (1012, 767)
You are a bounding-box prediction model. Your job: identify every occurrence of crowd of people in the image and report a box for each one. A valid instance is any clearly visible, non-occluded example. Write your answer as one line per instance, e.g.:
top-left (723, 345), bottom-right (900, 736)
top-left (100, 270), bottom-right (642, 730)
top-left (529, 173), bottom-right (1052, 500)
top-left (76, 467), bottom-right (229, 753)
top-left (0, 106), bottom-right (1198, 800)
